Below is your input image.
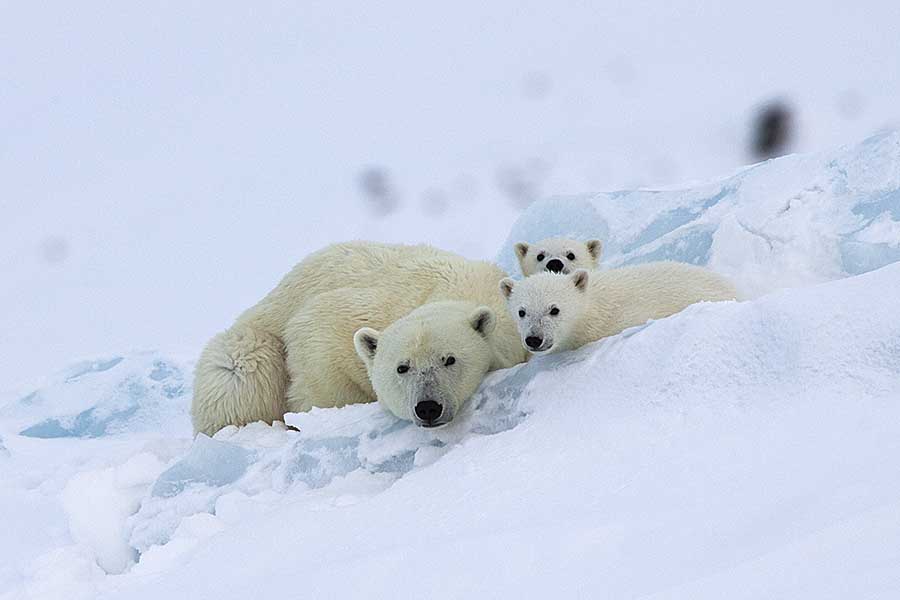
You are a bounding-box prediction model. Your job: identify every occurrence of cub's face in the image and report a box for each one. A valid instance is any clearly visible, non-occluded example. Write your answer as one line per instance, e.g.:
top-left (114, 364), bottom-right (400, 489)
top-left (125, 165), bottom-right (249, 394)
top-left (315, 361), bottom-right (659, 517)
top-left (354, 304), bottom-right (496, 428)
top-left (514, 237), bottom-right (602, 277)
top-left (500, 270), bottom-right (590, 355)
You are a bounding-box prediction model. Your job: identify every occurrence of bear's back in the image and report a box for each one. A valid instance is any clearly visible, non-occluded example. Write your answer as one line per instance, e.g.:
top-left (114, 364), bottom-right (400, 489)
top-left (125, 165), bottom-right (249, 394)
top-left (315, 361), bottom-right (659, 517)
top-left (235, 241), bottom-right (514, 342)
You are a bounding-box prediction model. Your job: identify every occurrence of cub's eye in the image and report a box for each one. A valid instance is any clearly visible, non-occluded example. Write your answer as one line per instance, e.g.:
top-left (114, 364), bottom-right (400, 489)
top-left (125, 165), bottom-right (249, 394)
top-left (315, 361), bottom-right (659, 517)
top-left (549, 307), bottom-right (560, 316)
top-left (518, 309), bottom-right (526, 318)
top-left (566, 252), bottom-right (576, 260)
top-left (536, 253), bottom-right (545, 262)
top-left (444, 356), bottom-right (456, 366)
top-left (397, 364), bottom-right (409, 374)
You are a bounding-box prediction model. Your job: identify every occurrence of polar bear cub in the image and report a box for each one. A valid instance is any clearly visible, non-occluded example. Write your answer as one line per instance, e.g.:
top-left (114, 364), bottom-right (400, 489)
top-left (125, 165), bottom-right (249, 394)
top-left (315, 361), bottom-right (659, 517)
top-left (499, 263), bottom-right (737, 354)
top-left (514, 237), bottom-right (602, 276)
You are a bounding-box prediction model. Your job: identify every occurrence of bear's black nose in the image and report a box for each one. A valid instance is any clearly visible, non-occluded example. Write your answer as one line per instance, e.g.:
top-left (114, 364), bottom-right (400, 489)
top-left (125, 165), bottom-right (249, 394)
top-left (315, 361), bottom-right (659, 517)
top-left (546, 259), bottom-right (564, 273)
top-left (525, 336), bottom-right (544, 350)
top-left (414, 399), bottom-right (444, 425)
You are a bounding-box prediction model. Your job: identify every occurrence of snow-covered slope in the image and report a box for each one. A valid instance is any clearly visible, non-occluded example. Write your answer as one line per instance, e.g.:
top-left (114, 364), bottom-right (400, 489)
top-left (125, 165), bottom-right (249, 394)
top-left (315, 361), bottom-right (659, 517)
top-left (2, 133), bottom-right (900, 599)
top-left (6, 261), bottom-right (897, 599)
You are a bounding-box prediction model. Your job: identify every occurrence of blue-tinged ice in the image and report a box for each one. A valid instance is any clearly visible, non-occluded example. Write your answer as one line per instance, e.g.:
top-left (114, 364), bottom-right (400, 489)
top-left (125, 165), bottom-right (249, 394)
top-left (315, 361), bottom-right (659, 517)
top-left (4, 353), bottom-right (191, 439)
top-left (497, 130), bottom-right (900, 294)
top-left (152, 435), bottom-right (256, 498)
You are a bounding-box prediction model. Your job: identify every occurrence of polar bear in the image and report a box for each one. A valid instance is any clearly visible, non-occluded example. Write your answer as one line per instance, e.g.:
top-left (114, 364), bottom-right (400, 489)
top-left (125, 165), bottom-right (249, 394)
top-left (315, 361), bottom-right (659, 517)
top-left (514, 237), bottom-right (602, 276)
top-left (499, 263), bottom-right (737, 354)
top-left (191, 242), bottom-right (526, 436)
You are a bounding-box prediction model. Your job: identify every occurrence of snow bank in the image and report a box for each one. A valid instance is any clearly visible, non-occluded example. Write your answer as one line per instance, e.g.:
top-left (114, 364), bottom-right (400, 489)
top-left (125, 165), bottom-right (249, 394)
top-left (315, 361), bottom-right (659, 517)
top-left (2, 353), bottom-right (191, 440)
top-left (100, 260), bottom-right (900, 599)
top-left (498, 131), bottom-right (900, 295)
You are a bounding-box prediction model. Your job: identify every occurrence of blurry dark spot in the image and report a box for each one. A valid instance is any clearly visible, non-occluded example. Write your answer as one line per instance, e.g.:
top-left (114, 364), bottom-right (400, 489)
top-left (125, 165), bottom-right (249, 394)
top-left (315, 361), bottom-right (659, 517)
top-left (521, 71), bottom-right (552, 100)
top-left (39, 236), bottom-right (69, 264)
top-left (496, 158), bottom-right (551, 209)
top-left (420, 188), bottom-right (449, 217)
top-left (751, 101), bottom-right (794, 160)
top-left (836, 90), bottom-right (864, 120)
top-left (358, 167), bottom-right (398, 216)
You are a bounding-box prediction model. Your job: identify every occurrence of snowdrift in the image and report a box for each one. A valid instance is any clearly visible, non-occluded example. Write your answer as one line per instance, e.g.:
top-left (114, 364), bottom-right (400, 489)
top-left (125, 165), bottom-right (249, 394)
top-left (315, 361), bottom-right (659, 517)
top-left (2, 133), bottom-right (900, 599)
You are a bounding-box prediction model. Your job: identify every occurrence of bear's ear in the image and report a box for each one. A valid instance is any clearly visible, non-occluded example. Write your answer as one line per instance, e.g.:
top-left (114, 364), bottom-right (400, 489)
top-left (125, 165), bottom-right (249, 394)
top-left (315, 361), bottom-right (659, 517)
top-left (353, 327), bottom-right (380, 367)
top-left (469, 306), bottom-right (497, 338)
top-left (585, 239), bottom-right (603, 261)
top-left (514, 242), bottom-right (530, 273)
top-left (499, 277), bottom-right (515, 300)
top-left (571, 269), bottom-right (589, 292)
top-left (514, 242), bottom-right (530, 259)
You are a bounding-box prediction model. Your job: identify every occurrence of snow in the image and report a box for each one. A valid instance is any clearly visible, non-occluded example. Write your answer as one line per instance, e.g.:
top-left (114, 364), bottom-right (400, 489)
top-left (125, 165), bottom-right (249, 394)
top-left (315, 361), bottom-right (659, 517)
top-left (4, 354), bottom-right (191, 440)
top-left (46, 262), bottom-right (900, 599)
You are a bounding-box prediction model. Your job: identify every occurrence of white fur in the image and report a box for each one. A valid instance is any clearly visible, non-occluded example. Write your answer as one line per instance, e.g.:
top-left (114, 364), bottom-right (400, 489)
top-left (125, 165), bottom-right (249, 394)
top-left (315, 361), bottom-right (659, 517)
top-left (353, 301), bottom-right (497, 427)
top-left (191, 242), bottom-right (527, 435)
top-left (500, 262), bottom-right (737, 354)
top-left (514, 237), bottom-right (602, 276)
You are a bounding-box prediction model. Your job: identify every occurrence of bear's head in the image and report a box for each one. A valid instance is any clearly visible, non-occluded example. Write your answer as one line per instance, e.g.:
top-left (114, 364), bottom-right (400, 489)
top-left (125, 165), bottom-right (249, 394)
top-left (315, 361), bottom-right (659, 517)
top-left (353, 301), bottom-right (497, 428)
top-left (514, 237), bottom-right (602, 277)
top-left (499, 269), bottom-right (590, 354)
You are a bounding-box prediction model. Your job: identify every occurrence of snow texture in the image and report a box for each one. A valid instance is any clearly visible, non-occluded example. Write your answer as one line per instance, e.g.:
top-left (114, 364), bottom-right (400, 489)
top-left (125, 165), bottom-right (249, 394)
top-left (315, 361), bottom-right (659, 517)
top-left (3, 353), bottom-right (191, 440)
top-left (104, 260), bottom-right (900, 599)
top-left (498, 130), bottom-right (900, 296)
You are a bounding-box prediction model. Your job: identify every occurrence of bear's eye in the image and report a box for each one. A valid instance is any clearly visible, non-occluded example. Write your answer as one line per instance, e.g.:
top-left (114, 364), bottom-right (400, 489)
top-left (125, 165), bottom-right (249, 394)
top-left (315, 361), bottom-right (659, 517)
top-left (518, 309), bottom-right (526, 318)
top-left (536, 253), bottom-right (545, 262)
top-left (566, 252), bottom-right (576, 260)
top-left (444, 356), bottom-right (456, 367)
top-left (396, 364), bottom-right (409, 374)
top-left (549, 307), bottom-right (560, 316)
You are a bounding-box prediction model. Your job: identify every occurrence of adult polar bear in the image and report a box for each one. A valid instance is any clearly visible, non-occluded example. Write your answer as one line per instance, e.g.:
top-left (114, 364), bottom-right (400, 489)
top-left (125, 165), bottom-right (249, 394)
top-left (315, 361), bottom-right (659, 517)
top-left (191, 241), bottom-right (527, 436)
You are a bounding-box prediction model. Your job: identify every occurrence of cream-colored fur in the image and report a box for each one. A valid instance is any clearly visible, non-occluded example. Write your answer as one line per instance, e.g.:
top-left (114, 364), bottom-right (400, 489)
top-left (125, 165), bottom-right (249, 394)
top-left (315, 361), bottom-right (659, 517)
top-left (191, 241), bottom-right (527, 435)
top-left (514, 237), bottom-right (602, 276)
top-left (500, 262), bottom-right (737, 354)
top-left (353, 301), bottom-right (499, 427)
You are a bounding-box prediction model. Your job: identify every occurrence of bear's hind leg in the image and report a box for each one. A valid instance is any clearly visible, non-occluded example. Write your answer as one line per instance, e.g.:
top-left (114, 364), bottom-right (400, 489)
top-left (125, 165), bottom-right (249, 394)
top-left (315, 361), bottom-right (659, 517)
top-left (191, 325), bottom-right (287, 436)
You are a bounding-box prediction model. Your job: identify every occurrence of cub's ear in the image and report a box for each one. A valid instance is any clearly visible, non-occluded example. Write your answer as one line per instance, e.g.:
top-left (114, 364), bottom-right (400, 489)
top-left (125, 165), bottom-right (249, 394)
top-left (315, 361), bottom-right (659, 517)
top-left (514, 242), bottom-right (530, 259)
top-left (469, 306), bottom-right (497, 338)
top-left (571, 269), bottom-right (589, 292)
top-left (353, 327), bottom-right (380, 367)
top-left (499, 277), bottom-right (515, 300)
top-left (513, 242), bottom-right (530, 273)
top-left (585, 239), bottom-right (603, 261)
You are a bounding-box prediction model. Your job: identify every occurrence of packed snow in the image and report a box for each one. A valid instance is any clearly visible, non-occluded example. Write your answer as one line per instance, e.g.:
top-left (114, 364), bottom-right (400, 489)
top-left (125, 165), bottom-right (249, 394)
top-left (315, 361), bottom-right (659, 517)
top-left (2, 132), bottom-right (899, 599)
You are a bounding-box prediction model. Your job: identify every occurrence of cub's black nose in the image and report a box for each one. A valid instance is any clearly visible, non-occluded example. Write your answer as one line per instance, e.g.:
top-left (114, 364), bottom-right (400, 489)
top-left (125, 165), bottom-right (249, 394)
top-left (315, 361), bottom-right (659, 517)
top-left (546, 259), bottom-right (564, 273)
top-left (525, 336), bottom-right (543, 350)
top-left (414, 399), bottom-right (443, 425)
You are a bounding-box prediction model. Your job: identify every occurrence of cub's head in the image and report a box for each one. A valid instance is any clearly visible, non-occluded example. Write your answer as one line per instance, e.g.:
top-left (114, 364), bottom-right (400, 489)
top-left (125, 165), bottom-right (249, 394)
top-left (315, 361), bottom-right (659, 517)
top-left (353, 302), bottom-right (497, 428)
top-left (514, 237), bottom-right (602, 277)
top-left (499, 270), bottom-right (590, 355)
